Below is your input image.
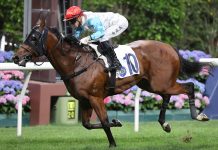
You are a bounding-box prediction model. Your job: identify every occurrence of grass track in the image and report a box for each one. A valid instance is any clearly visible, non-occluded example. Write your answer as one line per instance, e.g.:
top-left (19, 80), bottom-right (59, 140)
top-left (0, 120), bottom-right (218, 150)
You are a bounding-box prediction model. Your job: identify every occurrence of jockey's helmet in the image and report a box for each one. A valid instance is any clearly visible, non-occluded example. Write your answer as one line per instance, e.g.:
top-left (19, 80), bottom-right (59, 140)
top-left (63, 6), bottom-right (83, 22)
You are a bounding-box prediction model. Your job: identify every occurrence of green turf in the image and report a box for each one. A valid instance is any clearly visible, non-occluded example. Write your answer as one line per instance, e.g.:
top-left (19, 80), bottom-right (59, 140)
top-left (0, 120), bottom-right (217, 150)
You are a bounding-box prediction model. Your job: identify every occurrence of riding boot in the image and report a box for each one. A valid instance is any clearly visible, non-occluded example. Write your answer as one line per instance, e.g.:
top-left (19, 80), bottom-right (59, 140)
top-left (99, 41), bottom-right (122, 72)
top-left (108, 48), bottom-right (122, 71)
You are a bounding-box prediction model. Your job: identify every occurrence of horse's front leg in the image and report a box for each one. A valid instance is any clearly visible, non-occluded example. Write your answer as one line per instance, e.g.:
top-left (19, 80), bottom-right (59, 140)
top-left (81, 107), bottom-right (122, 130)
top-left (158, 94), bottom-right (171, 133)
top-left (81, 106), bottom-right (102, 129)
top-left (88, 96), bottom-right (117, 148)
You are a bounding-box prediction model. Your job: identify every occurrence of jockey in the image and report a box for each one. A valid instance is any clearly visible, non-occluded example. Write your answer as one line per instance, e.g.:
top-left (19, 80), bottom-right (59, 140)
top-left (63, 6), bottom-right (129, 72)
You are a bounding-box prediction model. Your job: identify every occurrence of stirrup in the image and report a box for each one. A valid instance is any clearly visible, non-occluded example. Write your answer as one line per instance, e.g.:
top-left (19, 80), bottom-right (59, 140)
top-left (114, 62), bottom-right (122, 70)
top-left (104, 64), bottom-right (122, 72)
top-left (104, 66), bottom-right (117, 72)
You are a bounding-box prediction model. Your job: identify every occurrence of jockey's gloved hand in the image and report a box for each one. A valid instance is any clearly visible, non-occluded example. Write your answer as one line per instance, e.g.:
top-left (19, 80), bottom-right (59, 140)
top-left (80, 36), bottom-right (91, 45)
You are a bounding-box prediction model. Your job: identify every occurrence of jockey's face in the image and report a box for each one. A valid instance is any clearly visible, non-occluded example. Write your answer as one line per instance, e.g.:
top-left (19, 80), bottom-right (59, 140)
top-left (70, 16), bottom-right (82, 28)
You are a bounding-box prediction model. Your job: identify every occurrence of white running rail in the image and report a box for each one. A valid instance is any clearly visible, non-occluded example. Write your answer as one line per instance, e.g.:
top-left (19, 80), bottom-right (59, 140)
top-left (0, 62), bottom-right (54, 136)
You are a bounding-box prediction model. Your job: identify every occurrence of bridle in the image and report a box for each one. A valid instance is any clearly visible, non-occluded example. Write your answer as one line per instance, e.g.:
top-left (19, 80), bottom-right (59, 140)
top-left (23, 25), bottom-right (49, 56)
top-left (20, 25), bottom-right (62, 64)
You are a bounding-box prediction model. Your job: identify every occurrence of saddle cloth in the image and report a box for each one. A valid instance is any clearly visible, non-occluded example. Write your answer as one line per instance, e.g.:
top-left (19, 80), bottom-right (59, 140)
top-left (89, 44), bottom-right (140, 78)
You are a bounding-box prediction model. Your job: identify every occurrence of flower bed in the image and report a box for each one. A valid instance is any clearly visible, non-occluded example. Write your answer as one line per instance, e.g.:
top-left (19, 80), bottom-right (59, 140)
top-left (104, 50), bottom-right (211, 114)
top-left (0, 51), bottom-right (30, 124)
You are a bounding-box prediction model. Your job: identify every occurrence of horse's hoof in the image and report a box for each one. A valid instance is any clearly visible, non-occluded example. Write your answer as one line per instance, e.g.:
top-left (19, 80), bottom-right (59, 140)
top-left (112, 119), bottom-right (122, 127)
top-left (196, 113), bottom-right (209, 121)
top-left (162, 122), bottom-right (171, 133)
top-left (109, 143), bottom-right (117, 148)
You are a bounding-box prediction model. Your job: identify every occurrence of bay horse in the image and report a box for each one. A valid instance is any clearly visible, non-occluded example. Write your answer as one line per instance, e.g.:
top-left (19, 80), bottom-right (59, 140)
top-left (13, 17), bottom-right (210, 147)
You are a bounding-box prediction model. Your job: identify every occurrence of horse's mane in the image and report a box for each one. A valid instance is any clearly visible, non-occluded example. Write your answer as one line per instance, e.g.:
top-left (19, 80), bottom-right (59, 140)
top-left (63, 36), bottom-right (81, 47)
top-left (48, 27), bottom-right (62, 39)
top-left (48, 26), bottom-right (84, 52)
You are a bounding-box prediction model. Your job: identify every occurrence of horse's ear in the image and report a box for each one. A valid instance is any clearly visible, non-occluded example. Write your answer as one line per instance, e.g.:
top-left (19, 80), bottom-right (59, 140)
top-left (38, 14), bottom-right (46, 28)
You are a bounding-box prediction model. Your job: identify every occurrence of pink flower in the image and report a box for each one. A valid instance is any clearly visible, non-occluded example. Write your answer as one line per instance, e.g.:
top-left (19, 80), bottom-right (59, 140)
top-left (195, 92), bottom-right (203, 99)
top-left (127, 93), bottom-right (134, 99)
top-left (15, 95), bottom-right (30, 106)
top-left (154, 95), bottom-right (162, 101)
top-left (124, 95), bottom-right (131, 102)
top-left (104, 97), bottom-right (111, 104)
top-left (170, 95), bottom-right (180, 102)
top-left (170, 95), bottom-right (184, 104)
top-left (22, 95), bottom-right (30, 106)
top-left (124, 99), bottom-right (134, 106)
top-left (199, 67), bottom-right (209, 76)
top-left (141, 91), bottom-right (152, 97)
top-left (112, 94), bottom-right (125, 104)
top-left (2, 74), bottom-right (12, 80)
top-left (12, 71), bottom-right (24, 79)
top-left (195, 99), bottom-right (201, 108)
top-left (202, 96), bottom-right (210, 105)
top-left (23, 96), bottom-right (30, 102)
top-left (0, 96), bottom-right (7, 104)
top-left (179, 94), bottom-right (188, 100)
top-left (175, 101), bottom-right (183, 109)
top-left (22, 99), bottom-right (27, 105)
top-left (4, 94), bottom-right (16, 103)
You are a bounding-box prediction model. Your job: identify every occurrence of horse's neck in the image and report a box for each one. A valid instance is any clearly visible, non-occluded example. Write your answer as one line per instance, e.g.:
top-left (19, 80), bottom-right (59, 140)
top-left (47, 47), bottom-right (76, 74)
top-left (47, 45), bottom-right (91, 77)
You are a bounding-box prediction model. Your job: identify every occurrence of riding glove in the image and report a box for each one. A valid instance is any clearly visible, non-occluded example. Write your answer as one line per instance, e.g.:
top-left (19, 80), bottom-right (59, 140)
top-left (80, 36), bottom-right (91, 45)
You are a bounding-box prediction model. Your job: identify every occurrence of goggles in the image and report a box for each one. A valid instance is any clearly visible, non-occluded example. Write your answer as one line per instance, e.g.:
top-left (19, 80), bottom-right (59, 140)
top-left (69, 18), bottom-right (78, 24)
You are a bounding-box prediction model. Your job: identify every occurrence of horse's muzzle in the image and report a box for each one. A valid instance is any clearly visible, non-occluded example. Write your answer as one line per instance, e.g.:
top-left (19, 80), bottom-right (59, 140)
top-left (18, 59), bottom-right (27, 67)
top-left (12, 55), bottom-right (31, 67)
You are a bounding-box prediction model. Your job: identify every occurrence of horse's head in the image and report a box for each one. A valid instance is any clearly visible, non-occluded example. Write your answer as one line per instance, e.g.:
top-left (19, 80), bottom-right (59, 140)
top-left (13, 17), bottom-right (51, 66)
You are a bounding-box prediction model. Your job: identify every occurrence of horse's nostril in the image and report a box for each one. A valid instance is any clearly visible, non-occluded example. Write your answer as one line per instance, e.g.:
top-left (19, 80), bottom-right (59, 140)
top-left (12, 56), bottom-right (18, 60)
top-left (12, 56), bottom-right (19, 64)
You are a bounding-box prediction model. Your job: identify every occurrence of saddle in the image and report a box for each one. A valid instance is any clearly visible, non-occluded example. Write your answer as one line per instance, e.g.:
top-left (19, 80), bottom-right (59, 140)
top-left (63, 36), bottom-right (140, 95)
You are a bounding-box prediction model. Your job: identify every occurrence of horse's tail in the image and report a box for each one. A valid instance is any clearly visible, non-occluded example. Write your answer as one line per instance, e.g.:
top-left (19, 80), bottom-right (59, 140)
top-left (175, 48), bottom-right (213, 77)
top-left (179, 56), bottom-right (204, 76)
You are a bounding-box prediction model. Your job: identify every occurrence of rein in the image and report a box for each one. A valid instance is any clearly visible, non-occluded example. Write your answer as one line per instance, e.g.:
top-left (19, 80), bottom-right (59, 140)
top-left (53, 35), bottom-right (102, 80)
top-left (46, 30), bottom-right (101, 80)
top-left (61, 55), bottom-right (100, 80)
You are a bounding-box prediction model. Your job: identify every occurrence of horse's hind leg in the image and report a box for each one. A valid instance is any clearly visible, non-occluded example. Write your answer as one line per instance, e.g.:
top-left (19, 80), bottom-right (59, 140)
top-left (166, 82), bottom-right (209, 121)
top-left (182, 82), bottom-right (209, 121)
top-left (137, 80), bottom-right (172, 132)
top-left (158, 94), bottom-right (171, 133)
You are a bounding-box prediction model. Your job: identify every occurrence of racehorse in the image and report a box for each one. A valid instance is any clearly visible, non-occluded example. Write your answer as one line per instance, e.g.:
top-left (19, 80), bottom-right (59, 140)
top-left (13, 17), bottom-right (210, 147)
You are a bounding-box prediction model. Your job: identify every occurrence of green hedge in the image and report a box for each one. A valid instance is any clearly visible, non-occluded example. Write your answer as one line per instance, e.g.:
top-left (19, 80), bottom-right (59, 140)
top-left (83, 0), bottom-right (185, 47)
top-left (0, 0), bottom-right (24, 43)
top-left (82, 0), bottom-right (218, 57)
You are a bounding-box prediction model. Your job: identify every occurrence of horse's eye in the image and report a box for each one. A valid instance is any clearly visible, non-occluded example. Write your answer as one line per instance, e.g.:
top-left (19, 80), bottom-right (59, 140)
top-left (31, 35), bottom-right (37, 41)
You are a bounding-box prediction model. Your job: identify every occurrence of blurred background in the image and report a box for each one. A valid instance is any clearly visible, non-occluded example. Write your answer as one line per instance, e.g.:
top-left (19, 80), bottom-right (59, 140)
top-left (0, 0), bottom-right (217, 127)
top-left (0, 0), bottom-right (217, 57)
